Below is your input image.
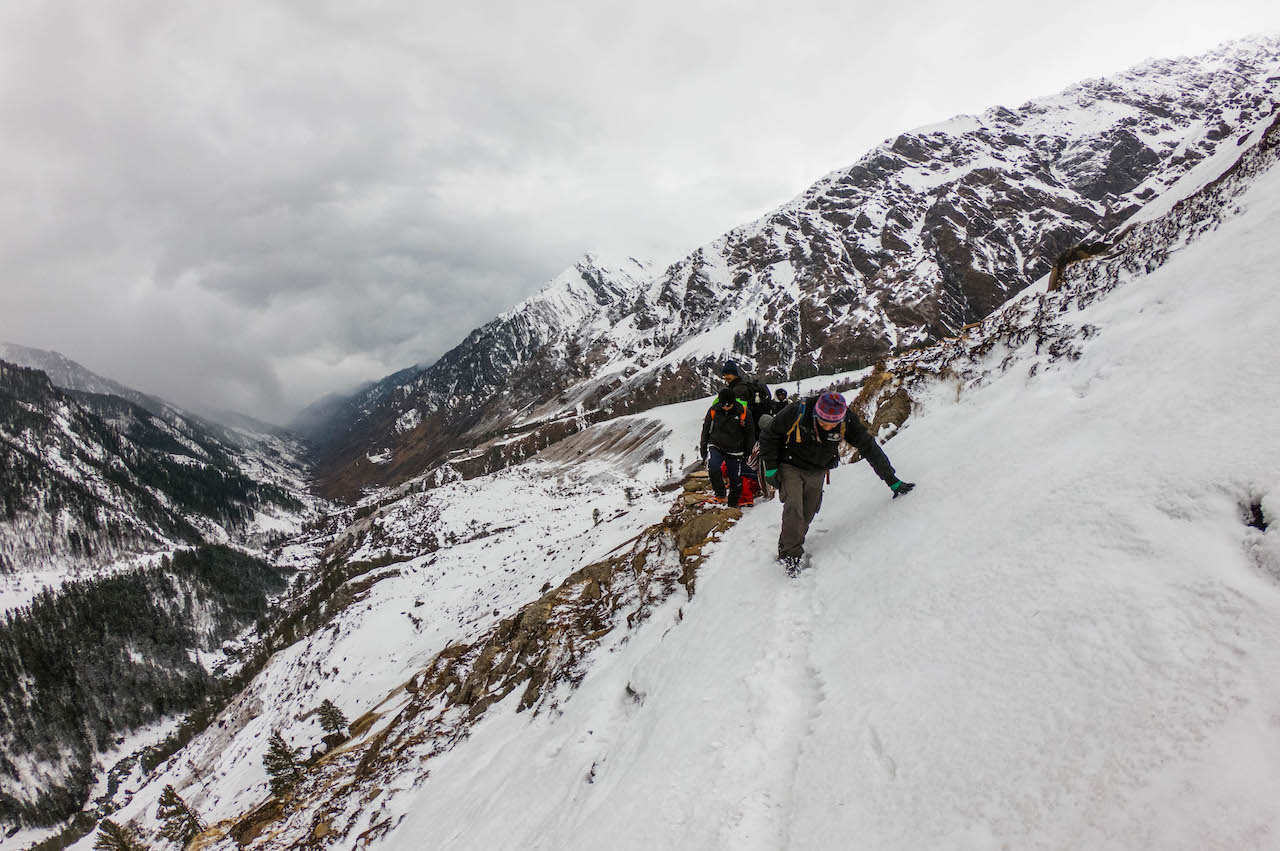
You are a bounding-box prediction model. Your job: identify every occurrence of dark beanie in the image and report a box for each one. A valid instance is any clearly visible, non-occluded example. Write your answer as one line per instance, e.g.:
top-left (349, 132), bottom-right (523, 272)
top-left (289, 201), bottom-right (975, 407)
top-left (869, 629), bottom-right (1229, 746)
top-left (721, 359), bottom-right (740, 377)
top-left (716, 388), bottom-right (737, 406)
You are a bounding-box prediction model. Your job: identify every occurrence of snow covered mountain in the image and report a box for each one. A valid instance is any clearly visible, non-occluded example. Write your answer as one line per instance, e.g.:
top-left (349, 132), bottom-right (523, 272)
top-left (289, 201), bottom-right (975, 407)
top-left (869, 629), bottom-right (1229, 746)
top-left (0, 341), bottom-right (311, 467)
top-left (306, 35), bottom-right (1280, 502)
top-left (0, 350), bottom-right (319, 588)
top-left (0, 351), bottom-right (328, 834)
top-left (39, 71), bottom-right (1280, 851)
top-left (302, 253), bottom-right (655, 499)
top-left (0, 344), bottom-right (147, 405)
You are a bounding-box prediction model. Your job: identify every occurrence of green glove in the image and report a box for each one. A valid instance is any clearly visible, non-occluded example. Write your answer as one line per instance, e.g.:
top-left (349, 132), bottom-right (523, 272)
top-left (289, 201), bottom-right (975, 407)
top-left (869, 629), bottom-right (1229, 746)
top-left (764, 468), bottom-right (777, 478)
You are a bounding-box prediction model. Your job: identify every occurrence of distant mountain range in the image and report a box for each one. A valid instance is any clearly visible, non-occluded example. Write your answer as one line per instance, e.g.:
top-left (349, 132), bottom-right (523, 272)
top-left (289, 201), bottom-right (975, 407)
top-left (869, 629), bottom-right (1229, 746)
top-left (296, 36), bottom-right (1280, 501)
top-left (0, 344), bottom-right (318, 577)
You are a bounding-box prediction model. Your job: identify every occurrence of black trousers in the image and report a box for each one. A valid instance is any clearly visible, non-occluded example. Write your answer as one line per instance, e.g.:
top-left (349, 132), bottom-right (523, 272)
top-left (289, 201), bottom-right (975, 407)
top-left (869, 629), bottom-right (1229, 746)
top-left (707, 446), bottom-right (747, 504)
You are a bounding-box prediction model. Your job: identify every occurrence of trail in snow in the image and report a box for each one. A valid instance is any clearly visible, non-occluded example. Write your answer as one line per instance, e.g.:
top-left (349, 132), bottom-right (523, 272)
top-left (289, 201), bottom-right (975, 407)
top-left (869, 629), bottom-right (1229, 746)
top-left (706, 516), bottom-right (826, 850)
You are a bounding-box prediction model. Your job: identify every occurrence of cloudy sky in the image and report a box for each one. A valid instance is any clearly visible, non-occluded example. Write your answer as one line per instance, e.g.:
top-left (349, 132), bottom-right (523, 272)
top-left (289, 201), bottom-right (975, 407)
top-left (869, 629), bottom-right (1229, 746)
top-left (2, 0), bottom-right (1278, 423)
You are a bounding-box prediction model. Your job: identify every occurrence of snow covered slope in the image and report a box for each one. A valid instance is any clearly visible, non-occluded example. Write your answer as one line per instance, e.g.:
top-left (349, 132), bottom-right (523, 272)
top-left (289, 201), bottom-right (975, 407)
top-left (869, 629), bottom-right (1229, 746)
top-left (0, 343), bottom-right (316, 508)
top-left (7, 420), bottom-right (684, 849)
top-left (0, 353), bottom-right (327, 834)
top-left (0, 349), bottom-right (320, 601)
top-left (63, 98), bottom-right (1280, 850)
top-left (308, 36), bottom-right (1280, 501)
top-left (376, 107), bottom-right (1280, 849)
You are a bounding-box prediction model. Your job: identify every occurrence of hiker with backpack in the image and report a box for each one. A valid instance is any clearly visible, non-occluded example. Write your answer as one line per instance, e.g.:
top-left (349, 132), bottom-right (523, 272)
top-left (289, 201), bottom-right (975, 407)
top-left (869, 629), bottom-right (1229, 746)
top-left (720, 360), bottom-right (771, 423)
top-left (720, 360), bottom-right (771, 504)
top-left (699, 388), bottom-right (757, 507)
top-left (759, 391), bottom-right (915, 574)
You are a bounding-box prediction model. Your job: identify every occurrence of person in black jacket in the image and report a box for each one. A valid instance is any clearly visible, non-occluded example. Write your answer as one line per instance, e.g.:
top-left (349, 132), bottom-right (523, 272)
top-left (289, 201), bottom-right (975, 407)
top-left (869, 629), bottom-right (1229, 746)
top-left (720, 360), bottom-right (753, 406)
top-left (759, 391), bottom-right (915, 572)
top-left (699, 388), bottom-right (757, 506)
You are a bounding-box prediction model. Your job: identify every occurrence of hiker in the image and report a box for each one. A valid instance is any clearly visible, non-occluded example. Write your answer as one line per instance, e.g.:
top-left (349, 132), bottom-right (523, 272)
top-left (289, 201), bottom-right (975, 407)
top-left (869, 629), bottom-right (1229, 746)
top-left (759, 391), bottom-right (915, 573)
top-left (720, 360), bottom-right (770, 504)
top-left (720, 360), bottom-right (771, 421)
top-left (699, 388), bottom-right (757, 507)
top-left (772, 388), bottom-right (789, 415)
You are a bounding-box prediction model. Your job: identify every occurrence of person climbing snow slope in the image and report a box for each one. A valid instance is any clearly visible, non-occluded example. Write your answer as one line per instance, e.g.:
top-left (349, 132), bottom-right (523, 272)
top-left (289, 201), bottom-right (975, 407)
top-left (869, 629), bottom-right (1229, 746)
top-left (759, 390), bottom-right (915, 575)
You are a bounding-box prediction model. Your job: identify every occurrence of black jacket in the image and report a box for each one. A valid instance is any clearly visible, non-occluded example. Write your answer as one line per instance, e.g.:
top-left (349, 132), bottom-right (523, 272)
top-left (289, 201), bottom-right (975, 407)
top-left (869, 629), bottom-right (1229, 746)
top-left (699, 401), bottom-right (757, 457)
top-left (758, 397), bottom-right (898, 485)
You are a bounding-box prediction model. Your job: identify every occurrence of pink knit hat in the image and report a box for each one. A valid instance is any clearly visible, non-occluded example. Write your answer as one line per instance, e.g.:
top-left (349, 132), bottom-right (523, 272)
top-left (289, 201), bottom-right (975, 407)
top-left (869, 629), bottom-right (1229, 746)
top-left (814, 392), bottom-right (847, 424)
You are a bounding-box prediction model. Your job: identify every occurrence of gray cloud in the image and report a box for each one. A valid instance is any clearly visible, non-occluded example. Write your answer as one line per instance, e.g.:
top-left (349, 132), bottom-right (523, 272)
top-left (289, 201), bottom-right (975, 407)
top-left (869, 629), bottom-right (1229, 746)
top-left (2, 0), bottom-right (1278, 422)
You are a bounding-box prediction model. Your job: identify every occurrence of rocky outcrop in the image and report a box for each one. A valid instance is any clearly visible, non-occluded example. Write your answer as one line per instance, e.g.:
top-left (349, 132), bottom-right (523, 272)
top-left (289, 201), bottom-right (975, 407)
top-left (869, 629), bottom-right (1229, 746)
top-left (201, 478), bottom-right (744, 849)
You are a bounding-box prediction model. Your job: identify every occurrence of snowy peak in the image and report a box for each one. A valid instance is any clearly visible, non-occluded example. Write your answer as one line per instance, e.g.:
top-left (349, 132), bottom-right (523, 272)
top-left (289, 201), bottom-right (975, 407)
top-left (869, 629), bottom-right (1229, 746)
top-left (307, 255), bottom-right (658, 499)
top-left (454, 252), bottom-right (655, 384)
top-left (304, 37), bottom-right (1280, 501)
top-left (495, 252), bottom-right (652, 327)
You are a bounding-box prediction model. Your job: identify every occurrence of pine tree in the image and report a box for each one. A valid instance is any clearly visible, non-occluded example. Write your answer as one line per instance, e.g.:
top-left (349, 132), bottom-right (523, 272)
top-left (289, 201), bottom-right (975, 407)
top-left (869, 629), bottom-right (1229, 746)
top-left (317, 699), bottom-right (348, 734)
top-left (156, 785), bottom-right (205, 843)
top-left (263, 730), bottom-right (303, 795)
top-left (93, 818), bottom-right (149, 851)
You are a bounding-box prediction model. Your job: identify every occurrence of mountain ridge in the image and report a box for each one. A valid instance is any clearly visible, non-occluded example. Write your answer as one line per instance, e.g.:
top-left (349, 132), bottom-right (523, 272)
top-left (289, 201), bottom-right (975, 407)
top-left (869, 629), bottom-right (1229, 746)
top-left (0, 345), bottom-right (322, 588)
top-left (63, 84), bottom-right (1280, 849)
top-left (304, 35), bottom-right (1280, 501)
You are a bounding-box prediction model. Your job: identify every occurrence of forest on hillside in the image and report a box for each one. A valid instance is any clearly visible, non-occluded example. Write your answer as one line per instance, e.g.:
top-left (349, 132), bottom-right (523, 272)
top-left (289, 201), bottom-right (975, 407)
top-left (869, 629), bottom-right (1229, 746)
top-left (1, 361), bottom-right (305, 573)
top-left (0, 545), bottom-right (291, 826)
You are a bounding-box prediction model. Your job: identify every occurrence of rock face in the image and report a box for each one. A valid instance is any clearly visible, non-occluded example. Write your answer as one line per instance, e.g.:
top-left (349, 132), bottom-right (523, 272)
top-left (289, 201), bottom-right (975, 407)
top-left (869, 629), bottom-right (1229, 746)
top-left (305, 36), bottom-right (1280, 501)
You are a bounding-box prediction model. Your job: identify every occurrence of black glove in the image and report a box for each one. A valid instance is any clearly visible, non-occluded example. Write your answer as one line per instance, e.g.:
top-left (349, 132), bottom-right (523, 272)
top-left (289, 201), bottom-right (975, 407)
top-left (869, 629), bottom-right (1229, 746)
top-left (891, 480), bottom-right (915, 498)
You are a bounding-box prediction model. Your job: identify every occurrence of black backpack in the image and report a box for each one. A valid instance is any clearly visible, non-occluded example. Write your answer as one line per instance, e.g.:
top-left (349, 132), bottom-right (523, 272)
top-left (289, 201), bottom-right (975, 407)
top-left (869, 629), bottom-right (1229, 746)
top-left (737, 376), bottom-right (771, 424)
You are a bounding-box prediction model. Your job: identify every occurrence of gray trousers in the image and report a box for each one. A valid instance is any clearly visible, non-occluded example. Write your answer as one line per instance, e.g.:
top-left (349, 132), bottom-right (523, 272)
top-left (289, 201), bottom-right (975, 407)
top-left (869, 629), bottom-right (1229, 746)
top-left (776, 464), bottom-right (827, 558)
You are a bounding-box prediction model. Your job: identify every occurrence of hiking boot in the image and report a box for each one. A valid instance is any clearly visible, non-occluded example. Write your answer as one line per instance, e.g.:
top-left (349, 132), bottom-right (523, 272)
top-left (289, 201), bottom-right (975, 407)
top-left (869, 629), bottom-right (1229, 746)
top-left (736, 497), bottom-right (754, 508)
top-left (708, 494), bottom-right (727, 504)
top-left (778, 554), bottom-right (803, 577)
